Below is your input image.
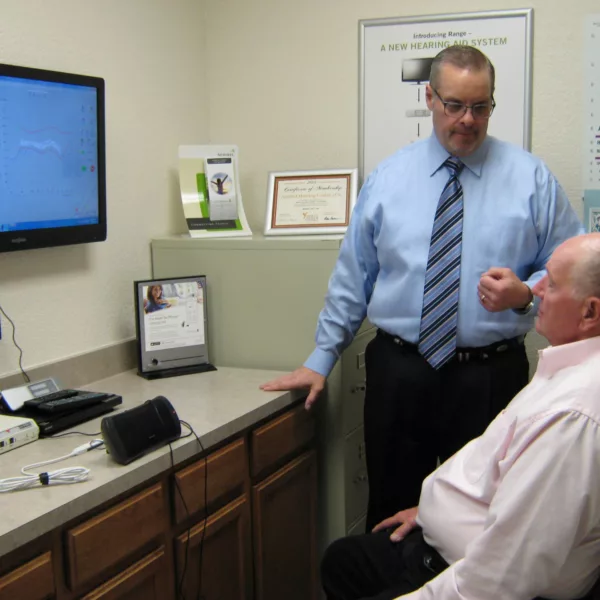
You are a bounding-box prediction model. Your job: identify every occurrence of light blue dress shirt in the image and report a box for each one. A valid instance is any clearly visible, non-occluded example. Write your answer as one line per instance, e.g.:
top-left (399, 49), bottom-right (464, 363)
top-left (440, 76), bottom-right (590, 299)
top-left (305, 134), bottom-right (584, 377)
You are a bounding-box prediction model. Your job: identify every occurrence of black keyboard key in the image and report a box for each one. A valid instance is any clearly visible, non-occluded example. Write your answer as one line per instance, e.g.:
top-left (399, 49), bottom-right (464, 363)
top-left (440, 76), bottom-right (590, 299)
top-left (24, 389), bottom-right (80, 408)
top-left (35, 392), bottom-right (110, 413)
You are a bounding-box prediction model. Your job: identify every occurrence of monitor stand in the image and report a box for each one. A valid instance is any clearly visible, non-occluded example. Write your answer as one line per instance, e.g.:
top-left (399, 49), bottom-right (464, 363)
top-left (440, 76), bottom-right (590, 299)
top-left (138, 363), bottom-right (217, 380)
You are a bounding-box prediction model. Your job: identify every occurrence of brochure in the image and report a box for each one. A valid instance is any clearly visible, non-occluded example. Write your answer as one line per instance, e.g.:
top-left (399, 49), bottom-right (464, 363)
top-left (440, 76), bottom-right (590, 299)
top-left (178, 144), bottom-right (251, 237)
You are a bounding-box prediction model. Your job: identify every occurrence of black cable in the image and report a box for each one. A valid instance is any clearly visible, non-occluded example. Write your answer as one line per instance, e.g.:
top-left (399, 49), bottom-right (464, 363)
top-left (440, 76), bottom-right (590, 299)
top-left (48, 430), bottom-right (102, 438)
top-left (180, 420), bottom-right (207, 600)
top-left (0, 302), bottom-right (30, 382)
top-left (169, 440), bottom-right (190, 600)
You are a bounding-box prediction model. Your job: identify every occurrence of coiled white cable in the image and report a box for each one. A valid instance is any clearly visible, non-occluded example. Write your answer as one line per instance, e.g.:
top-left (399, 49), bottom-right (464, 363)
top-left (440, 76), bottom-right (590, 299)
top-left (0, 439), bottom-right (103, 493)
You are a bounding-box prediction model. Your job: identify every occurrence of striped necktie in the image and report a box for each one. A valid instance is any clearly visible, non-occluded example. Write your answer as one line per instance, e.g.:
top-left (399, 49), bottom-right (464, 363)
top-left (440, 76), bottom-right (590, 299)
top-left (418, 157), bottom-right (464, 369)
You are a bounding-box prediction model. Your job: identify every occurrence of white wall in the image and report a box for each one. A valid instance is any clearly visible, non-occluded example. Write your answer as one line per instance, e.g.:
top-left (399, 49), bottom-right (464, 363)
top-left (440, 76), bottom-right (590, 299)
top-left (0, 0), bottom-right (595, 378)
top-left (0, 0), bottom-right (208, 378)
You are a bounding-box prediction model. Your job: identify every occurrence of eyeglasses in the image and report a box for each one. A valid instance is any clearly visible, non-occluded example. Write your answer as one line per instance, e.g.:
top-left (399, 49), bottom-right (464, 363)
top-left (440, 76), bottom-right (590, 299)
top-left (432, 87), bottom-right (496, 120)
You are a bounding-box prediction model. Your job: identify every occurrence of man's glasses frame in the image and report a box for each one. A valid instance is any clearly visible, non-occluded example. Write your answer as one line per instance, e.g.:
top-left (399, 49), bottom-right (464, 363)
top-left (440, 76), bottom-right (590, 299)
top-left (432, 87), bottom-right (496, 120)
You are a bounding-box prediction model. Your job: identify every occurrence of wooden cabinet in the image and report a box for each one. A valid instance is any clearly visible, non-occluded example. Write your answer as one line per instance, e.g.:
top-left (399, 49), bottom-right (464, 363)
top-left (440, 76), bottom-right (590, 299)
top-left (81, 547), bottom-right (170, 600)
top-left (175, 496), bottom-right (252, 600)
top-left (252, 451), bottom-right (318, 600)
top-left (0, 401), bottom-right (317, 600)
top-left (173, 437), bottom-right (246, 523)
top-left (65, 483), bottom-right (167, 590)
top-left (0, 552), bottom-right (54, 600)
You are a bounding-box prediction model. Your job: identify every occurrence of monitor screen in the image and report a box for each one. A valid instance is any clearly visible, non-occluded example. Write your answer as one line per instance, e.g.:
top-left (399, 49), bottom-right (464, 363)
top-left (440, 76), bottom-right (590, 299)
top-left (0, 63), bottom-right (106, 252)
top-left (401, 58), bottom-right (434, 83)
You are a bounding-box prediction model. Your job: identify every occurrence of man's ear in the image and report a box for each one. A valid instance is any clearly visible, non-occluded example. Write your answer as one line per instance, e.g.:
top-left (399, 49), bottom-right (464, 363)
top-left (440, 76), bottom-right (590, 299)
top-left (425, 85), bottom-right (434, 111)
top-left (581, 297), bottom-right (600, 332)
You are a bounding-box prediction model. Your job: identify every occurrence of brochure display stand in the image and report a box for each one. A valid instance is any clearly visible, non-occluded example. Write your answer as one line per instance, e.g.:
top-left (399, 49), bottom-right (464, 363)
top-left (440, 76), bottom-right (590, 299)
top-left (134, 275), bottom-right (216, 379)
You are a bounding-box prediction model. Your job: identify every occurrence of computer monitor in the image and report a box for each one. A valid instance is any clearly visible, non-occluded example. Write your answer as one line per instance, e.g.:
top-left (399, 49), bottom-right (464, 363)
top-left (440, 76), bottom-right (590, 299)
top-left (401, 57), bottom-right (434, 83)
top-left (0, 63), bottom-right (106, 253)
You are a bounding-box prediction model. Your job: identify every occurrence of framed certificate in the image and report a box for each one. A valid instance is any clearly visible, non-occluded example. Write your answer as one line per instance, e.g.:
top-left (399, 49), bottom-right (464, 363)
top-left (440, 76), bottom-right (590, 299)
top-left (264, 168), bottom-right (358, 236)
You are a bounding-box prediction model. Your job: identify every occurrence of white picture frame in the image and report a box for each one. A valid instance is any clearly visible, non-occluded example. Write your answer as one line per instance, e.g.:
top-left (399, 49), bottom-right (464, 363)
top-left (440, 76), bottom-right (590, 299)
top-left (264, 169), bottom-right (358, 236)
top-left (359, 9), bottom-right (533, 181)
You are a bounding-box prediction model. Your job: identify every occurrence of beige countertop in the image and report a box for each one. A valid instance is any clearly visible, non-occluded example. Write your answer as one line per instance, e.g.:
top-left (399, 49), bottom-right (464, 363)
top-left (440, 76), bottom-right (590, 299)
top-left (0, 366), bottom-right (303, 558)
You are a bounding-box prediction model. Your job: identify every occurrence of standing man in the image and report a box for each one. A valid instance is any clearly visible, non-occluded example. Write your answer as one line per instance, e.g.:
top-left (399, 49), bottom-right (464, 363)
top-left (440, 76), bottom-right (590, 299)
top-left (261, 46), bottom-right (583, 531)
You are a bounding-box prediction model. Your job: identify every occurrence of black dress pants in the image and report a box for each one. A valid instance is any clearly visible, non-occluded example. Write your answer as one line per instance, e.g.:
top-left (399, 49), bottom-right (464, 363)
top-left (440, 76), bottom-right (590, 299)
top-left (320, 527), bottom-right (585, 600)
top-left (363, 331), bottom-right (529, 531)
top-left (321, 527), bottom-right (447, 600)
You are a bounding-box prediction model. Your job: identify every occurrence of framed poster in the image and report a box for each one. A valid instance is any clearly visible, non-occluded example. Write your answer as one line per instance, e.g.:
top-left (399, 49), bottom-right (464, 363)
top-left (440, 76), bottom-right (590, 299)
top-left (359, 9), bottom-right (533, 180)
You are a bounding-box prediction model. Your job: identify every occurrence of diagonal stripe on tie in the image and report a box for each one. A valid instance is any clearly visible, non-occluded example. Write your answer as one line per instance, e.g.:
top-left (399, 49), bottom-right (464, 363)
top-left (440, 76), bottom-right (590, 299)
top-left (418, 156), bottom-right (464, 369)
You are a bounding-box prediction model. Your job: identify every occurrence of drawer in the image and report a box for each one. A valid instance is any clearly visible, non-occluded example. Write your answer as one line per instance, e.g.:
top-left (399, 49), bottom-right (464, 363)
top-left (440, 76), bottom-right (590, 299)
top-left (0, 552), bottom-right (54, 600)
top-left (341, 329), bottom-right (375, 435)
top-left (344, 425), bottom-right (369, 528)
top-left (81, 546), bottom-right (170, 600)
top-left (173, 437), bottom-right (246, 524)
top-left (251, 404), bottom-right (315, 479)
top-left (66, 482), bottom-right (166, 590)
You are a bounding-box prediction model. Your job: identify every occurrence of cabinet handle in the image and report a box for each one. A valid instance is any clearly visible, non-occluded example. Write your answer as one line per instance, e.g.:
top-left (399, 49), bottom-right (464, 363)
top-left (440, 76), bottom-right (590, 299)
top-left (351, 383), bottom-right (366, 394)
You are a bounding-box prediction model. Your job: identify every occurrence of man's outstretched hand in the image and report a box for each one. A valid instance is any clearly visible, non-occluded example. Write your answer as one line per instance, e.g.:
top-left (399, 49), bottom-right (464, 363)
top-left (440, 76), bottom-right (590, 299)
top-left (372, 507), bottom-right (419, 542)
top-left (260, 366), bottom-right (326, 410)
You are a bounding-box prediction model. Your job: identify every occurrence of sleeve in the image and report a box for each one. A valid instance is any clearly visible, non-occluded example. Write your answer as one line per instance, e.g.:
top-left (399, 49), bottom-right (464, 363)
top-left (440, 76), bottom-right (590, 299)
top-left (524, 171), bottom-right (585, 290)
top-left (303, 173), bottom-right (381, 376)
top-left (397, 411), bottom-right (600, 600)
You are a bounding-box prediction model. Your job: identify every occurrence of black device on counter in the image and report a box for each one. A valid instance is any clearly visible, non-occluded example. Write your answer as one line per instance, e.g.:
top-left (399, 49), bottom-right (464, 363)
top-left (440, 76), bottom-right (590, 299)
top-left (17, 393), bottom-right (123, 436)
top-left (101, 396), bottom-right (181, 465)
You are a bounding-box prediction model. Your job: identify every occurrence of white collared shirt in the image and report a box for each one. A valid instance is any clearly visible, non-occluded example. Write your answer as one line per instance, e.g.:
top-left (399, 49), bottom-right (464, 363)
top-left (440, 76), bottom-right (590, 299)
top-left (402, 337), bottom-right (600, 600)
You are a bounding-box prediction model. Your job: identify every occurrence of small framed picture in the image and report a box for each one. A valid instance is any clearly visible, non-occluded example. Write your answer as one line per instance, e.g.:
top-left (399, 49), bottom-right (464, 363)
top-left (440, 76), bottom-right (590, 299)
top-left (134, 275), bottom-right (216, 379)
top-left (264, 168), bottom-right (358, 236)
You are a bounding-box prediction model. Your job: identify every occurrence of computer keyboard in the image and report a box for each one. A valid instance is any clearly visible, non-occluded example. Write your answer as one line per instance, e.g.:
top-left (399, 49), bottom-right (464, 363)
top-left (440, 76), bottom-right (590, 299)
top-left (35, 392), bottom-right (110, 413)
top-left (23, 390), bottom-right (110, 413)
top-left (24, 389), bottom-right (80, 408)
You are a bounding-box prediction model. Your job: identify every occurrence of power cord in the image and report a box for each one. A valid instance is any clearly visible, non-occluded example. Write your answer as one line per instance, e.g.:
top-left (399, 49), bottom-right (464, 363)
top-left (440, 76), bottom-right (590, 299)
top-left (0, 301), bottom-right (31, 383)
top-left (0, 439), bottom-right (104, 492)
top-left (170, 420), bottom-right (207, 600)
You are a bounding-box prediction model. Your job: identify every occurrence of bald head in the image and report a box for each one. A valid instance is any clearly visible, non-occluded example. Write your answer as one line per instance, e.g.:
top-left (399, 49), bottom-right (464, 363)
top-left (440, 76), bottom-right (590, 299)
top-left (533, 234), bottom-right (600, 346)
top-left (567, 233), bottom-right (600, 299)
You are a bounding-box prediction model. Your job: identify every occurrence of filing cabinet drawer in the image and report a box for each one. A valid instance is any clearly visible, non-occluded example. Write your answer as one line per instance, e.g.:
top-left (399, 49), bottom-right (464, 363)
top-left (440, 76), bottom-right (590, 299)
top-left (66, 482), bottom-right (166, 590)
top-left (344, 425), bottom-right (368, 528)
top-left (347, 514), bottom-right (367, 537)
top-left (251, 404), bottom-right (315, 479)
top-left (173, 437), bottom-right (246, 523)
top-left (0, 552), bottom-right (54, 600)
top-left (341, 329), bottom-right (376, 435)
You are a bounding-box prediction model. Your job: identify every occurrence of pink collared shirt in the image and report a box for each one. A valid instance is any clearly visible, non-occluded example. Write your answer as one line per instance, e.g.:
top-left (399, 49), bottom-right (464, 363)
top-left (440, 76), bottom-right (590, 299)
top-left (401, 337), bottom-right (600, 600)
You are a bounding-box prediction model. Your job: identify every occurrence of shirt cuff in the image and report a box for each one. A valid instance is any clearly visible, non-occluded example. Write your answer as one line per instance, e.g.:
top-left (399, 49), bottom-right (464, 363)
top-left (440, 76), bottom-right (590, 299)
top-left (304, 348), bottom-right (338, 377)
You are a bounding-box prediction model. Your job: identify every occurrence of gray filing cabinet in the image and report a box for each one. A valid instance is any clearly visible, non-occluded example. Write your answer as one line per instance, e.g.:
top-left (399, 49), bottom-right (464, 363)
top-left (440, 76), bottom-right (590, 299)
top-left (151, 235), bottom-right (375, 549)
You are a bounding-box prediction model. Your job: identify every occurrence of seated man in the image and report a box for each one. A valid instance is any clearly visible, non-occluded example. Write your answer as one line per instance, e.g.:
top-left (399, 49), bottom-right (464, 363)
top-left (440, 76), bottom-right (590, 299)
top-left (322, 233), bottom-right (600, 600)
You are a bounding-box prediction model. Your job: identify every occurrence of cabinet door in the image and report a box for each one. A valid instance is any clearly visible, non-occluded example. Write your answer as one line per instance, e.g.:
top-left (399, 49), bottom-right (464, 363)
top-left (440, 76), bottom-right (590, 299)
top-left (81, 547), bottom-right (171, 600)
top-left (252, 450), bottom-right (318, 600)
top-left (175, 495), bottom-right (252, 600)
top-left (0, 552), bottom-right (54, 600)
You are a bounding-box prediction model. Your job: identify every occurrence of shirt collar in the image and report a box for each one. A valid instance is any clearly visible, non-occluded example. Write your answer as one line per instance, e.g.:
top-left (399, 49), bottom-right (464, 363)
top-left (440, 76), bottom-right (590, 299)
top-left (536, 337), bottom-right (600, 378)
top-left (427, 133), bottom-right (490, 178)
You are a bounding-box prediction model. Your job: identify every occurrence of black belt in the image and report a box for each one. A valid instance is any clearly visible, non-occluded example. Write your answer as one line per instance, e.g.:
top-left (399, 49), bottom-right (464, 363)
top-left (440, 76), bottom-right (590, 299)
top-left (376, 329), bottom-right (525, 363)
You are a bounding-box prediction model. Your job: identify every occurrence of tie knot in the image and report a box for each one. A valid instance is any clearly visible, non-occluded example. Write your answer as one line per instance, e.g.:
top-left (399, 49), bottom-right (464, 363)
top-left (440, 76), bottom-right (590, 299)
top-left (443, 157), bottom-right (464, 176)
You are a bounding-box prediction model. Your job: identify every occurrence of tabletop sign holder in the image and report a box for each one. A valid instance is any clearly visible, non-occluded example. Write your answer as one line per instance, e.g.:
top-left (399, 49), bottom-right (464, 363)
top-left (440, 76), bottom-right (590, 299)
top-left (134, 275), bottom-right (216, 379)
